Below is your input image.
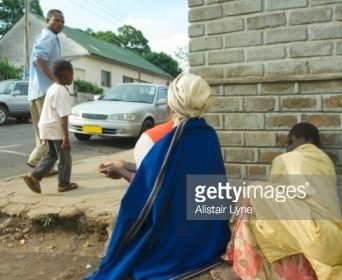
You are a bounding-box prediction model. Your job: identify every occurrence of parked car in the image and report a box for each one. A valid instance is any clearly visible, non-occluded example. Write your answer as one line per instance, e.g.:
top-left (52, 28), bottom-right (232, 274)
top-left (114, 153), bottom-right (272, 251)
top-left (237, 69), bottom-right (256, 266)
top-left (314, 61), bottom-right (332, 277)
top-left (0, 79), bottom-right (30, 125)
top-left (69, 83), bottom-right (169, 140)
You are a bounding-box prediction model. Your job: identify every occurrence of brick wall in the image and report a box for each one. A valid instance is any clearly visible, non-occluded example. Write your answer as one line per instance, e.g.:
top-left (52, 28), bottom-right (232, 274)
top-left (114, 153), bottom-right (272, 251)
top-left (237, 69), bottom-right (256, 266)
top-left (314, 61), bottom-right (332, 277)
top-left (188, 0), bottom-right (342, 178)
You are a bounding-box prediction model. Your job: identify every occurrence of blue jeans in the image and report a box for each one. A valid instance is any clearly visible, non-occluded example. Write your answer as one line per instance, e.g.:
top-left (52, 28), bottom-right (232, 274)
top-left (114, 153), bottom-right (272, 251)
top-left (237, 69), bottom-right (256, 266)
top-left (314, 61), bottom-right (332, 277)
top-left (32, 140), bottom-right (71, 186)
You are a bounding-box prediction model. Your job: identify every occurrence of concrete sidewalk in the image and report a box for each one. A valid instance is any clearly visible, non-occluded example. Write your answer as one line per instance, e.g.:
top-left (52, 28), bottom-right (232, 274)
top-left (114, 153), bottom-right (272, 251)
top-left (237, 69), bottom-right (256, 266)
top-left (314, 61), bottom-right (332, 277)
top-left (0, 149), bottom-right (134, 228)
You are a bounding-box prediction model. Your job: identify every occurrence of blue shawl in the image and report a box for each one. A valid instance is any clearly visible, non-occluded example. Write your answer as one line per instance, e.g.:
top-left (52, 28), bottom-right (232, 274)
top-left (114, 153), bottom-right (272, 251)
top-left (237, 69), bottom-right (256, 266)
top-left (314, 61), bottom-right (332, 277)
top-left (85, 118), bottom-right (230, 280)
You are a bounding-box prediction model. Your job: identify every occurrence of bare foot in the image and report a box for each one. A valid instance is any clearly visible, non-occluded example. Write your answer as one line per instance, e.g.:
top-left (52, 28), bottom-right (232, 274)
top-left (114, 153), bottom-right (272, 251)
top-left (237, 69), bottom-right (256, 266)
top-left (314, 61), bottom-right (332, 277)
top-left (210, 263), bottom-right (240, 280)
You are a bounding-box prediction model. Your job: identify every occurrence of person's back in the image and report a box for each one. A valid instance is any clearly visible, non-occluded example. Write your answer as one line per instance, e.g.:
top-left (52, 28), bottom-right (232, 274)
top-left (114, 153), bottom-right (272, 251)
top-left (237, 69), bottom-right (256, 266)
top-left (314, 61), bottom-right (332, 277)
top-left (212, 122), bottom-right (342, 280)
top-left (271, 143), bottom-right (335, 176)
top-left (86, 73), bottom-right (231, 280)
top-left (270, 125), bottom-right (341, 219)
top-left (105, 118), bottom-right (229, 279)
top-left (253, 123), bottom-right (342, 279)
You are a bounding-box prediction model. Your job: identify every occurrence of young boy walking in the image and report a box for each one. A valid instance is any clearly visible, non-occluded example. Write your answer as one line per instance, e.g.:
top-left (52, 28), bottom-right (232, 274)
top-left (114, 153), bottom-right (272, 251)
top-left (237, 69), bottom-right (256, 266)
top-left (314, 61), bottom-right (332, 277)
top-left (23, 59), bottom-right (78, 193)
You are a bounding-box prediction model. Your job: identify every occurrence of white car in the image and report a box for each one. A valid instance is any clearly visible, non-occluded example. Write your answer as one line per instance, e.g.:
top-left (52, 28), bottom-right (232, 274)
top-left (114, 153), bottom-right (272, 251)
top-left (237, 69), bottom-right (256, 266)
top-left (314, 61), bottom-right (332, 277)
top-left (69, 83), bottom-right (169, 140)
top-left (0, 79), bottom-right (30, 125)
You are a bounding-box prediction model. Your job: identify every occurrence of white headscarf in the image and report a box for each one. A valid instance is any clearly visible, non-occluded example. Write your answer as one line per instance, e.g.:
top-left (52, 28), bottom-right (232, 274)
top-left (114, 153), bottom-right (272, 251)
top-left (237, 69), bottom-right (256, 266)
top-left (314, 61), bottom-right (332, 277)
top-left (167, 72), bottom-right (212, 120)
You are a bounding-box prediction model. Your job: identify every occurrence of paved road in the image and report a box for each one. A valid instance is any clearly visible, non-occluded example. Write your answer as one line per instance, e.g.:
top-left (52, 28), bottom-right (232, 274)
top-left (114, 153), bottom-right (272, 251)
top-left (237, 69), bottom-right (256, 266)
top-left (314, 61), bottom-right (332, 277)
top-left (0, 119), bottom-right (135, 179)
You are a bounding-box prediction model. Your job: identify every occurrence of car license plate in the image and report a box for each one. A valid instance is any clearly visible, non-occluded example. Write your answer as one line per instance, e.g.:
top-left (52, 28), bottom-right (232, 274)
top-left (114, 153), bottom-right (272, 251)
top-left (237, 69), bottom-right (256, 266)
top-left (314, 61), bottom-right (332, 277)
top-left (82, 125), bottom-right (102, 134)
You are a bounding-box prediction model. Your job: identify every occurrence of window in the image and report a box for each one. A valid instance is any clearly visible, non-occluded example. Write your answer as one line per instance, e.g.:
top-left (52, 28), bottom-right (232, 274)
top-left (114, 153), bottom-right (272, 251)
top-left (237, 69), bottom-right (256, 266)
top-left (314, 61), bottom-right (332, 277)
top-left (123, 75), bottom-right (134, 83)
top-left (13, 83), bottom-right (28, 96)
top-left (101, 70), bottom-right (111, 87)
top-left (157, 87), bottom-right (168, 101)
top-left (74, 68), bottom-right (85, 80)
top-left (0, 80), bottom-right (15, 95)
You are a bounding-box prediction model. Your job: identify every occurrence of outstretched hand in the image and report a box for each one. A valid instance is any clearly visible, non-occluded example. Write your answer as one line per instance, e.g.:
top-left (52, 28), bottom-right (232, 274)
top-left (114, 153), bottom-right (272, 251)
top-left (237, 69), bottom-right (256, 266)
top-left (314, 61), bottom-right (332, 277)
top-left (99, 160), bottom-right (123, 179)
top-left (98, 160), bottom-right (135, 182)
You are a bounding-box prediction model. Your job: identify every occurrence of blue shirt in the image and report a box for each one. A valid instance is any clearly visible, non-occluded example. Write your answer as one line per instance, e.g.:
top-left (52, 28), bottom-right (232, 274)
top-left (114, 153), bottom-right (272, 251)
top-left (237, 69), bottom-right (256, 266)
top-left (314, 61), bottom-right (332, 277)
top-left (28, 28), bottom-right (61, 101)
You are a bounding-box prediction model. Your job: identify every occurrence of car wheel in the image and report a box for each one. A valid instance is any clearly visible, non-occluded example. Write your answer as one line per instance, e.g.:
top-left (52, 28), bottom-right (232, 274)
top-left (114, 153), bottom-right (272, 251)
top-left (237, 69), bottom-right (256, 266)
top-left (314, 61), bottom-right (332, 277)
top-left (74, 133), bottom-right (92, 141)
top-left (139, 119), bottom-right (154, 137)
top-left (0, 105), bottom-right (8, 125)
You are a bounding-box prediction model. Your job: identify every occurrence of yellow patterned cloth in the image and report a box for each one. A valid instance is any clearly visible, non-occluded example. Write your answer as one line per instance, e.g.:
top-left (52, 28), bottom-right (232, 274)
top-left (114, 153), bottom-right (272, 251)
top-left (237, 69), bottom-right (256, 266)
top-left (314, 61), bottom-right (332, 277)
top-left (250, 144), bottom-right (342, 280)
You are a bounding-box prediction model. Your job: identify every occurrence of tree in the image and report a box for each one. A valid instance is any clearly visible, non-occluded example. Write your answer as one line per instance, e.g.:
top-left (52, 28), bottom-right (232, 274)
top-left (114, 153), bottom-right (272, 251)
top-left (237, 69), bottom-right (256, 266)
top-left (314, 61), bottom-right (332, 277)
top-left (85, 25), bottom-right (181, 76)
top-left (85, 28), bottom-right (95, 37)
top-left (174, 45), bottom-right (189, 72)
top-left (144, 51), bottom-right (182, 77)
top-left (29, 0), bottom-right (43, 16)
top-left (85, 26), bottom-right (149, 55)
top-left (95, 31), bottom-right (121, 46)
top-left (116, 25), bottom-right (151, 56)
top-left (0, 0), bottom-right (43, 37)
top-left (0, 58), bottom-right (22, 80)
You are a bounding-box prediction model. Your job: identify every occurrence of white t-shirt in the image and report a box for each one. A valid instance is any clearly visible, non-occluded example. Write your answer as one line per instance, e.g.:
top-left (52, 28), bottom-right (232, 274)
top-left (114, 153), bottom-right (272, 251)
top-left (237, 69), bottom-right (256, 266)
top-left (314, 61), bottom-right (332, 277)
top-left (38, 83), bottom-right (72, 140)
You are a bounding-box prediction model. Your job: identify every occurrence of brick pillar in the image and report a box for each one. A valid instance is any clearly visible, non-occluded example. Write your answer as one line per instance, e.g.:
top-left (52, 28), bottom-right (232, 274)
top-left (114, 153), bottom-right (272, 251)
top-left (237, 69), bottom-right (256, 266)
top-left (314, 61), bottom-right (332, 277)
top-left (188, 0), bottom-right (342, 178)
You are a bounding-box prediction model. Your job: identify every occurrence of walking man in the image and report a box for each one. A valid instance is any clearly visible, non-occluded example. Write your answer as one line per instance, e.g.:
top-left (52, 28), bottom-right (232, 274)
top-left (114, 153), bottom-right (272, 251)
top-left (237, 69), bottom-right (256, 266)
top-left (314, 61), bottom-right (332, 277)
top-left (27, 9), bottom-right (64, 170)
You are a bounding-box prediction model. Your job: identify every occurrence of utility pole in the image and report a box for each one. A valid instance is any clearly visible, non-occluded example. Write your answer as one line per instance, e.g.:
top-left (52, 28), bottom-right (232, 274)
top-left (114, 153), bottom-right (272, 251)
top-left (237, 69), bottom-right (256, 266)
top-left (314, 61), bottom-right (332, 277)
top-left (23, 0), bottom-right (30, 79)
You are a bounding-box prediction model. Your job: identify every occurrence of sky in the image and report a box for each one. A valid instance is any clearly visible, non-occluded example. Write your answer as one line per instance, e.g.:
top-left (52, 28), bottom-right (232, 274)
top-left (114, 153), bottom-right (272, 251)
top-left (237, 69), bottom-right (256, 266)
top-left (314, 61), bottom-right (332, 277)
top-left (39, 0), bottom-right (189, 59)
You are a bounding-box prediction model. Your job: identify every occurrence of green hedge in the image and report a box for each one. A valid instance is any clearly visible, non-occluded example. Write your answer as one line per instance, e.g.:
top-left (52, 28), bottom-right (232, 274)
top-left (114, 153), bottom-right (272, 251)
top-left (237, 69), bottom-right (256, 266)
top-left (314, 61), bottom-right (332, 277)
top-left (74, 79), bottom-right (103, 95)
top-left (0, 58), bottom-right (22, 80)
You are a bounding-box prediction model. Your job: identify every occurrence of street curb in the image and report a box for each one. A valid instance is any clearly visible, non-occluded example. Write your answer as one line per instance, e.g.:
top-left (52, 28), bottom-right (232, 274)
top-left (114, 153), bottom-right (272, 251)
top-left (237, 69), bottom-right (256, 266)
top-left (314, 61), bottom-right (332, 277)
top-left (1, 173), bottom-right (27, 183)
top-left (0, 150), bottom-right (134, 235)
top-left (0, 156), bottom-right (105, 183)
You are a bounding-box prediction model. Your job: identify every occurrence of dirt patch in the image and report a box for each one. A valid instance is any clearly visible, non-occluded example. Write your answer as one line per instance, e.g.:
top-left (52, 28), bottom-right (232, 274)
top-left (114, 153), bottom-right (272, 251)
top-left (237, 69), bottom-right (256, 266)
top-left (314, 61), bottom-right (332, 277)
top-left (0, 215), bottom-right (213, 280)
top-left (0, 215), bottom-right (105, 280)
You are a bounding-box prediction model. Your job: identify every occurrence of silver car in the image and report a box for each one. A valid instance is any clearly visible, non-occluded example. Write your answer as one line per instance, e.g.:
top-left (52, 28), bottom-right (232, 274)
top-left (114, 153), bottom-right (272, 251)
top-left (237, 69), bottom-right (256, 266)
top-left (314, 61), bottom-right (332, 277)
top-left (0, 79), bottom-right (30, 125)
top-left (69, 83), bottom-right (169, 140)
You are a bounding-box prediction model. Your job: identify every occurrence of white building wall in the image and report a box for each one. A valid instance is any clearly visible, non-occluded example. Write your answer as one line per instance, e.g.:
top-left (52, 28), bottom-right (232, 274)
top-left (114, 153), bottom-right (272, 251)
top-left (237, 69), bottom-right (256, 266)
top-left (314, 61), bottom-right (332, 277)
top-left (71, 56), bottom-right (169, 87)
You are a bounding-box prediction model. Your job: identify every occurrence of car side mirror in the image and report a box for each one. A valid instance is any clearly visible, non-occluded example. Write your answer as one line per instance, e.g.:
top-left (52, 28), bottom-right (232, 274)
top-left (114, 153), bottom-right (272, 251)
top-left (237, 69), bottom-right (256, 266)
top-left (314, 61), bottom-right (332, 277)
top-left (12, 90), bottom-right (21, 96)
top-left (156, 99), bottom-right (167, 105)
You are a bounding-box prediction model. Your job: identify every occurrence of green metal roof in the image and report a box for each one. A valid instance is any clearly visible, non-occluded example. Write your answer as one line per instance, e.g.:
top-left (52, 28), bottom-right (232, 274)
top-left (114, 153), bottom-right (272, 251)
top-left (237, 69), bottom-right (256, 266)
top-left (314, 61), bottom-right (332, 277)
top-left (62, 26), bottom-right (172, 79)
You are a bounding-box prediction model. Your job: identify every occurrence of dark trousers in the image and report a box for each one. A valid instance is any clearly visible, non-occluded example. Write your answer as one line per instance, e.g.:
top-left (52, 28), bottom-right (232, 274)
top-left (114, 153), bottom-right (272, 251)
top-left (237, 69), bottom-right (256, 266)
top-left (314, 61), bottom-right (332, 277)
top-left (32, 140), bottom-right (71, 186)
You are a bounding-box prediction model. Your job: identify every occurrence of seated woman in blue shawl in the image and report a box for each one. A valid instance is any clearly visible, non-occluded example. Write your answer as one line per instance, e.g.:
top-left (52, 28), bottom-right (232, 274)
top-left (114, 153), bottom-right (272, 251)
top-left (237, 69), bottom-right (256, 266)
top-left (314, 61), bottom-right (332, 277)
top-left (85, 73), bottom-right (231, 280)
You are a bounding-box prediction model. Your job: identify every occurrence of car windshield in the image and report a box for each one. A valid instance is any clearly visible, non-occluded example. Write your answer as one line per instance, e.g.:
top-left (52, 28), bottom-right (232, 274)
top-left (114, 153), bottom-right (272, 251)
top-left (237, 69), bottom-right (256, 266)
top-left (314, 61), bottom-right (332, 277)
top-left (100, 84), bottom-right (156, 104)
top-left (0, 80), bottom-right (15, 95)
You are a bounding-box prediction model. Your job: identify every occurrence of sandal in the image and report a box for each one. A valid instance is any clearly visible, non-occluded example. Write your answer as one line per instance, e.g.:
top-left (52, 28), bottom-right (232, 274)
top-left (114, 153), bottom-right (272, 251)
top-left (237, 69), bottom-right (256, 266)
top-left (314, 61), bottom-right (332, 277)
top-left (58, 182), bottom-right (79, 193)
top-left (23, 175), bottom-right (41, 193)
